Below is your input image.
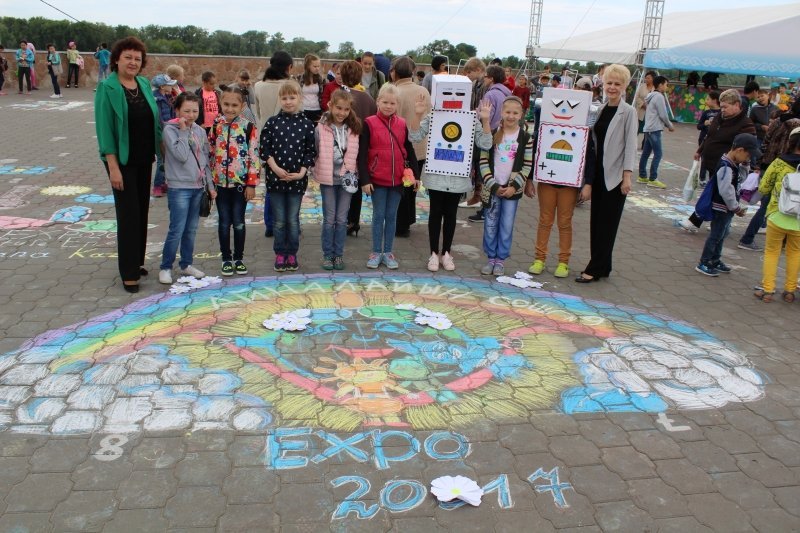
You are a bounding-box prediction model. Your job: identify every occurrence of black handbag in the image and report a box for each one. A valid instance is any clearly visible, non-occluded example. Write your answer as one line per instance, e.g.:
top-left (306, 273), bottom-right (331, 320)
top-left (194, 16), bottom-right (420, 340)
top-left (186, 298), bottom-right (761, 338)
top-left (199, 190), bottom-right (212, 217)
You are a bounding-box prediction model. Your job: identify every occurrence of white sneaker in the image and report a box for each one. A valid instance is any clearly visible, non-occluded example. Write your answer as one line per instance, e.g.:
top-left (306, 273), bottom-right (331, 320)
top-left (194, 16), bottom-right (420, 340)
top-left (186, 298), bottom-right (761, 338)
top-left (441, 252), bottom-right (456, 271)
top-left (678, 219), bottom-right (698, 234)
top-left (158, 269), bottom-right (173, 284)
top-left (179, 265), bottom-right (205, 278)
top-left (49, 94), bottom-right (59, 98)
top-left (427, 252), bottom-right (440, 272)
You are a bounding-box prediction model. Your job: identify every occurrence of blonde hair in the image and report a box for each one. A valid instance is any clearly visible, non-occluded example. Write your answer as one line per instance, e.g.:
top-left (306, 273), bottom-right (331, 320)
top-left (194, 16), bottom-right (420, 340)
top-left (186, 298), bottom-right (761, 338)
top-left (166, 64), bottom-right (184, 81)
top-left (377, 83), bottom-right (400, 101)
top-left (603, 64), bottom-right (631, 87)
top-left (278, 79), bottom-right (302, 98)
top-left (493, 96), bottom-right (525, 145)
top-left (719, 89), bottom-right (741, 106)
top-left (463, 57), bottom-right (486, 74)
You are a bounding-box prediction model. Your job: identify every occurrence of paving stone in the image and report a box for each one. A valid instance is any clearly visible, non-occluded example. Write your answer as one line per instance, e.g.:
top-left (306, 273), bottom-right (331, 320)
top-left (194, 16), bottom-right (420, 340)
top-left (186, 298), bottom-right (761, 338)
top-left (5, 472), bottom-right (72, 512)
top-left (556, 527), bottom-right (602, 533)
top-left (747, 399), bottom-right (795, 422)
top-left (217, 504), bottom-right (280, 531)
top-left (654, 459), bottom-right (716, 495)
top-left (627, 430), bottom-right (683, 460)
top-left (530, 413), bottom-right (579, 436)
top-left (0, 512), bottom-right (53, 533)
top-left (389, 517), bottom-right (447, 532)
top-left (775, 420), bottom-right (800, 443)
top-left (755, 434), bottom-right (800, 466)
top-left (703, 425), bottom-right (760, 454)
top-left (601, 446), bottom-right (656, 479)
top-left (604, 412), bottom-right (656, 431)
top-left (577, 418), bottom-right (629, 447)
top-left (736, 453), bottom-right (800, 488)
top-left (164, 486), bottom-right (226, 528)
top-left (71, 457), bottom-right (133, 490)
top-left (548, 435), bottom-right (601, 467)
top-left (273, 483), bottom-right (335, 523)
top-left (568, 465), bottom-right (629, 504)
top-left (30, 438), bottom-right (89, 473)
top-left (222, 467), bottom-right (280, 504)
top-left (184, 430), bottom-right (234, 451)
top-left (433, 505), bottom-right (505, 532)
top-left (497, 424), bottom-right (549, 454)
top-left (747, 507), bottom-right (800, 531)
top-left (679, 440), bottom-right (738, 473)
top-left (228, 435), bottom-right (268, 466)
top-left (117, 469), bottom-right (178, 509)
top-left (682, 409), bottom-right (727, 426)
top-left (653, 516), bottom-right (713, 532)
top-left (531, 484), bottom-right (596, 529)
top-left (51, 490), bottom-right (116, 532)
top-left (0, 456), bottom-right (30, 489)
top-left (711, 472), bottom-right (777, 509)
top-left (725, 410), bottom-right (779, 436)
top-left (771, 486), bottom-right (800, 517)
top-left (594, 500), bottom-right (656, 532)
top-left (131, 437), bottom-right (185, 470)
top-left (103, 509), bottom-right (170, 533)
top-left (689, 493), bottom-right (757, 532)
top-left (175, 450), bottom-right (230, 486)
top-left (460, 442), bottom-right (515, 475)
top-left (627, 478), bottom-right (689, 518)
top-left (490, 510), bottom-right (557, 533)
top-left (0, 433), bottom-right (48, 456)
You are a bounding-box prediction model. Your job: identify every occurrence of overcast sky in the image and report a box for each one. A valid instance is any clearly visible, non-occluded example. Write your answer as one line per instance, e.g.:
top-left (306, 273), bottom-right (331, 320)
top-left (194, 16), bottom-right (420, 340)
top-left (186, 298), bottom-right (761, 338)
top-left (3, 0), bottom-right (793, 58)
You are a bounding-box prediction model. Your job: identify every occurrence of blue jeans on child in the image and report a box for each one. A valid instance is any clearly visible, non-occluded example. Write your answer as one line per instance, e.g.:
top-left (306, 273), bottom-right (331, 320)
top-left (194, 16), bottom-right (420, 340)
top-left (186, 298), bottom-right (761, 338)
top-left (700, 210), bottom-right (734, 266)
top-left (160, 188), bottom-right (203, 270)
top-left (639, 130), bottom-right (663, 181)
top-left (320, 184), bottom-right (351, 258)
top-left (153, 154), bottom-right (166, 189)
top-left (216, 186), bottom-right (247, 262)
top-left (270, 191), bottom-right (302, 255)
top-left (483, 196), bottom-right (519, 260)
top-left (263, 190), bottom-right (273, 233)
top-left (370, 186), bottom-right (402, 253)
top-left (740, 192), bottom-right (770, 245)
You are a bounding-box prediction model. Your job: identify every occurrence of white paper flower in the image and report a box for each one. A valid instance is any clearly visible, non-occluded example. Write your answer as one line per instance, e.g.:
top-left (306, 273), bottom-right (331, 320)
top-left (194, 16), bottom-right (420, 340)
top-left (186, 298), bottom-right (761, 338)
top-left (188, 279), bottom-right (211, 289)
top-left (496, 276), bottom-right (544, 289)
top-left (395, 303), bottom-right (417, 311)
top-left (262, 309), bottom-right (312, 332)
top-left (168, 284), bottom-right (192, 295)
top-left (176, 276), bottom-right (196, 284)
top-left (431, 476), bottom-right (483, 506)
top-left (200, 276), bottom-right (222, 285)
top-left (415, 307), bottom-right (447, 319)
top-left (262, 318), bottom-right (282, 330)
top-left (514, 271), bottom-right (534, 280)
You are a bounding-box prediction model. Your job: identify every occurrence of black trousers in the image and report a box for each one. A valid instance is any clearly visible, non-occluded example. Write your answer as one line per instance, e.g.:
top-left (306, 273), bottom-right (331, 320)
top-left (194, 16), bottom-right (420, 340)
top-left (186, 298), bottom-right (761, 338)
top-left (584, 179), bottom-right (627, 278)
top-left (67, 63), bottom-right (80, 86)
top-left (17, 66), bottom-right (31, 92)
top-left (347, 189), bottom-right (362, 228)
top-left (395, 186), bottom-right (417, 232)
top-left (107, 162), bottom-right (152, 282)
top-left (428, 189), bottom-right (461, 254)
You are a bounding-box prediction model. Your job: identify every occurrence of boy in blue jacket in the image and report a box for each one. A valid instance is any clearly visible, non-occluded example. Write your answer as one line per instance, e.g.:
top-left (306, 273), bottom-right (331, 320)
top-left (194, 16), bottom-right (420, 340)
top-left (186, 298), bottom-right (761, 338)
top-left (152, 74), bottom-right (177, 197)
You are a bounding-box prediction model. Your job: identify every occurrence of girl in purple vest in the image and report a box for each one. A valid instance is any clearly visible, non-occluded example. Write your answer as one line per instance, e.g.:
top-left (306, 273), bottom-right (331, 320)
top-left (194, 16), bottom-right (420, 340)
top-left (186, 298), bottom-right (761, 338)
top-left (314, 89), bottom-right (361, 270)
top-left (357, 84), bottom-right (420, 269)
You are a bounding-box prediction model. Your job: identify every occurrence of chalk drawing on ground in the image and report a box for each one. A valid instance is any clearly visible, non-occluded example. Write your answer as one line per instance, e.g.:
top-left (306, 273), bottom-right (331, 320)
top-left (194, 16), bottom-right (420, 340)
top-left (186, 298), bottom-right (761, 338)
top-left (0, 165), bottom-right (56, 175)
top-left (0, 275), bottom-right (766, 435)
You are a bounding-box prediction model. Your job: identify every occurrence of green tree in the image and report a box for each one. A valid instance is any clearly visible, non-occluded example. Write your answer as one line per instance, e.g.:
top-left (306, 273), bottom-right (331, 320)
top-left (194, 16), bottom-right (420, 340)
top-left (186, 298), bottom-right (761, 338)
top-left (337, 41), bottom-right (357, 59)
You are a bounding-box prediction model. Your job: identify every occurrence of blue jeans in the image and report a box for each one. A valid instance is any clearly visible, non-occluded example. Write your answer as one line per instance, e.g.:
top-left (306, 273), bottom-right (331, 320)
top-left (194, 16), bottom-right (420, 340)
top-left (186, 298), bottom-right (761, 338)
top-left (639, 130), bottom-right (663, 181)
top-left (98, 64), bottom-right (109, 83)
top-left (320, 184), bottom-right (351, 258)
top-left (153, 154), bottom-right (166, 188)
top-left (483, 195), bottom-right (519, 260)
top-left (370, 186), bottom-right (402, 253)
top-left (700, 210), bottom-right (734, 266)
top-left (216, 186), bottom-right (247, 262)
top-left (740, 192), bottom-right (770, 245)
top-left (270, 191), bottom-right (302, 255)
top-left (263, 190), bottom-right (273, 232)
top-left (160, 188), bottom-right (203, 270)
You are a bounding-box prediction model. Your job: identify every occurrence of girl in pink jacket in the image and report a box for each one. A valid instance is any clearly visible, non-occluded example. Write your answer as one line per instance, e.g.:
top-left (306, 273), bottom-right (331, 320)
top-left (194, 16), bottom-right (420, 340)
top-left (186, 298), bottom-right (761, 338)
top-left (314, 89), bottom-right (361, 270)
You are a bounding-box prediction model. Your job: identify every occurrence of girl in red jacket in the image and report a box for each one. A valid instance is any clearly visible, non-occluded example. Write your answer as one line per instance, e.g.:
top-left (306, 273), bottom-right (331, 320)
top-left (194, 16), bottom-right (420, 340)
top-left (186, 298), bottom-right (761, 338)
top-left (357, 84), bottom-right (420, 269)
top-left (314, 89), bottom-right (361, 270)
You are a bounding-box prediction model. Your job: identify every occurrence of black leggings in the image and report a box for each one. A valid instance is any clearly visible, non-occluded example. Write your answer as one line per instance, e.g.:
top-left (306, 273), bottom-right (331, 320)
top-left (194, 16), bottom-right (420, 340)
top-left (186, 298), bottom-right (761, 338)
top-left (17, 67), bottom-right (31, 92)
top-left (428, 189), bottom-right (461, 254)
top-left (67, 63), bottom-right (79, 86)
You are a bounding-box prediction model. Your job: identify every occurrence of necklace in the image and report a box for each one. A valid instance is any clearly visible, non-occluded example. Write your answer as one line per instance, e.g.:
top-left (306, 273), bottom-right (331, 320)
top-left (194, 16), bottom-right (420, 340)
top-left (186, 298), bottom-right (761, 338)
top-left (124, 84), bottom-right (139, 97)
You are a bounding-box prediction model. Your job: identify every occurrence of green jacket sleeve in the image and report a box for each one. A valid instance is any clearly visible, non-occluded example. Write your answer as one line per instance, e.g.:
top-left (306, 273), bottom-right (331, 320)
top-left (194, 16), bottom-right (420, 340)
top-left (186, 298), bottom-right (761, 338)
top-left (94, 82), bottom-right (118, 161)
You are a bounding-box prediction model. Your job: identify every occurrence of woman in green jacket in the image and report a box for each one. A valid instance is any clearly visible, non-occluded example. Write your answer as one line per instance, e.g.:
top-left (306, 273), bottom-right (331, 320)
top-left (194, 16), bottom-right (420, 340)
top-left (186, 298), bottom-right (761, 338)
top-left (755, 126), bottom-right (800, 303)
top-left (94, 37), bottom-right (161, 293)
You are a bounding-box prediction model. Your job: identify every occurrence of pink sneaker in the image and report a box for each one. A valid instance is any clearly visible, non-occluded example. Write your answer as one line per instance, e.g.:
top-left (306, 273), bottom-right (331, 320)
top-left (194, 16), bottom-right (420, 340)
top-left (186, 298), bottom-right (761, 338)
top-left (152, 185), bottom-right (164, 197)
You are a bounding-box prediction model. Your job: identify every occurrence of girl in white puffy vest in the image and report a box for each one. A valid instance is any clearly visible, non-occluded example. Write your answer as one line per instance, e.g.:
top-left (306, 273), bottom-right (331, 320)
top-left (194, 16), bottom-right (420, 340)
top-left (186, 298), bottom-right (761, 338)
top-left (314, 89), bottom-right (362, 270)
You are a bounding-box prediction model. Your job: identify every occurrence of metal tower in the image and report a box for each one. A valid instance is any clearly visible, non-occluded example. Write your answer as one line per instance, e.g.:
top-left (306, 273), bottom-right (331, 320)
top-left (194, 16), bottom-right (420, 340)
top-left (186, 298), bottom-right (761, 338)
top-left (637, 0), bottom-right (665, 65)
top-left (523, 0), bottom-right (544, 77)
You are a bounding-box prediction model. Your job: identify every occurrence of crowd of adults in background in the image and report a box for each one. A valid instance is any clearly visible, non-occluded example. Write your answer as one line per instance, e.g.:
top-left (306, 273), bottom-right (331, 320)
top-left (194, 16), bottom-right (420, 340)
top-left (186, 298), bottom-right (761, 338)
top-left (5, 35), bottom-right (796, 299)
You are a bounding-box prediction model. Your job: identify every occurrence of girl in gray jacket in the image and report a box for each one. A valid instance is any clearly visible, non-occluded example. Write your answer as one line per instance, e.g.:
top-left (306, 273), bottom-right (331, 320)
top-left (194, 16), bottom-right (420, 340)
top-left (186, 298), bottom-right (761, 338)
top-left (158, 93), bottom-right (217, 285)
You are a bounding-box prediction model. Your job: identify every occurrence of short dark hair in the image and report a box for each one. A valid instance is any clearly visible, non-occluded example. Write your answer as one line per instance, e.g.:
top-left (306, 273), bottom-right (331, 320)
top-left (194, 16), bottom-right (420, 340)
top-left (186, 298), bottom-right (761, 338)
top-left (645, 70), bottom-right (657, 78)
top-left (653, 75), bottom-right (668, 88)
top-left (362, 51), bottom-right (375, 59)
top-left (174, 92), bottom-right (200, 110)
top-left (707, 90), bottom-right (721, 102)
top-left (485, 65), bottom-right (505, 84)
top-left (263, 50), bottom-right (293, 81)
top-left (100, 42), bottom-right (107, 49)
top-left (744, 81), bottom-right (760, 94)
top-left (201, 71), bottom-right (216, 83)
top-left (391, 56), bottom-right (415, 80)
top-left (490, 58), bottom-right (502, 66)
top-left (46, 43), bottom-right (54, 49)
top-left (340, 60), bottom-right (363, 88)
top-left (19, 40), bottom-right (27, 46)
top-left (431, 55), bottom-right (448, 72)
top-left (109, 37), bottom-right (147, 73)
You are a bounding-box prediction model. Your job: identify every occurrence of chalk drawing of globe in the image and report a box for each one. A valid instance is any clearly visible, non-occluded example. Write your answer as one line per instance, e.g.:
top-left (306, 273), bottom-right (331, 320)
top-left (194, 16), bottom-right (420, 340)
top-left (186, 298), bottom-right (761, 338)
top-left (0, 275), bottom-right (766, 434)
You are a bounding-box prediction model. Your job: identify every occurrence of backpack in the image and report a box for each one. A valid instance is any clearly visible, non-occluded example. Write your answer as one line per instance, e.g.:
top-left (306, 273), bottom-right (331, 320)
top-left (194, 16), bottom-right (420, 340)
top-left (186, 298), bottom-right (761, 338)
top-left (778, 167), bottom-right (800, 218)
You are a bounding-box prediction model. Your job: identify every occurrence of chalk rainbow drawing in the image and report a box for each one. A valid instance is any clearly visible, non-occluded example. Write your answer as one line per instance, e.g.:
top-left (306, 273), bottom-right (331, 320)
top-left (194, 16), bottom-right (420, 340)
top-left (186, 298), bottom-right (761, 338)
top-left (0, 275), bottom-right (765, 434)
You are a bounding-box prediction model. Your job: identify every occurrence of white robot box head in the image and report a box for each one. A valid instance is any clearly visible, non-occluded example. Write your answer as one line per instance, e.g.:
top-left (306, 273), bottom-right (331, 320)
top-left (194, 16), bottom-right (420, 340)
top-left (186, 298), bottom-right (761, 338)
top-left (430, 75), bottom-right (473, 111)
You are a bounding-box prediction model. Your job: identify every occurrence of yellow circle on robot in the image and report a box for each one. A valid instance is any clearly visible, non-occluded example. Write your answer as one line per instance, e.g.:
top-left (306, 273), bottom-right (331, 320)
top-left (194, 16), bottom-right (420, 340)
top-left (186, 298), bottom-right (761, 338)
top-left (442, 122), bottom-right (462, 143)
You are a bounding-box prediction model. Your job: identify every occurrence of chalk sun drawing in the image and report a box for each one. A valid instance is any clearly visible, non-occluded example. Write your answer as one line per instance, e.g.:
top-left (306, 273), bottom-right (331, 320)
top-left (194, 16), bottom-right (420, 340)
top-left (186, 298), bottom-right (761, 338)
top-left (0, 275), bottom-right (765, 434)
top-left (40, 185), bottom-right (92, 196)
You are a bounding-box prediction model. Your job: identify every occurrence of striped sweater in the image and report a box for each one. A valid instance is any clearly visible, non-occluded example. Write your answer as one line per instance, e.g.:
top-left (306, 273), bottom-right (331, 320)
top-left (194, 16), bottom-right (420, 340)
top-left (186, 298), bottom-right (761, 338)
top-left (479, 128), bottom-right (534, 200)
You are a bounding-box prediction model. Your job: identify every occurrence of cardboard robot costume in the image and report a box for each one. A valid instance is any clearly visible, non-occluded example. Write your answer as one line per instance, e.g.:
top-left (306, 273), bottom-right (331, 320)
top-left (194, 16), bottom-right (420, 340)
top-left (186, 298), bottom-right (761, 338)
top-left (534, 87), bottom-right (591, 188)
top-left (424, 75), bottom-right (478, 177)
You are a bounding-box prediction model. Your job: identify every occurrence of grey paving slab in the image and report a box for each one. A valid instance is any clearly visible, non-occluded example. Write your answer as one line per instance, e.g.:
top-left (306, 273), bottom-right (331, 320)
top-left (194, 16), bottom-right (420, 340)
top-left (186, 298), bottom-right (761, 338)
top-left (0, 87), bottom-right (797, 531)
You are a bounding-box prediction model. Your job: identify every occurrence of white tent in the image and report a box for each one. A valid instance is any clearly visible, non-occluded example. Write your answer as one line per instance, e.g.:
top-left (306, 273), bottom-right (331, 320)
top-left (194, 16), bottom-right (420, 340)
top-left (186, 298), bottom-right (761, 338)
top-left (535, 3), bottom-right (800, 77)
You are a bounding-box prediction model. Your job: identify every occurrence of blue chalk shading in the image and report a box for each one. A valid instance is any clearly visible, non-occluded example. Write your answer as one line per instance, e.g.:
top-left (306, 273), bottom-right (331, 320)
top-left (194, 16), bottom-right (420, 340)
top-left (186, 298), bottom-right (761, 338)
top-left (372, 430), bottom-right (420, 470)
top-left (311, 431), bottom-right (370, 464)
top-left (75, 194), bottom-right (114, 204)
top-left (330, 476), bottom-right (380, 519)
top-left (528, 467), bottom-right (573, 509)
top-left (380, 479), bottom-right (426, 513)
top-left (50, 206), bottom-right (90, 224)
top-left (0, 165), bottom-right (56, 175)
top-left (561, 386), bottom-right (668, 413)
top-left (267, 427), bottom-right (312, 470)
top-left (424, 431), bottom-right (470, 460)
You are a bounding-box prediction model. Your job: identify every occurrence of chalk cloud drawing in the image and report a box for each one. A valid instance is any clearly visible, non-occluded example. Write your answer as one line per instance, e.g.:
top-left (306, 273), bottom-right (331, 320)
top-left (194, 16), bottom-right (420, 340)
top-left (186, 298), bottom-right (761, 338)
top-left (0, 165), bottom-right (56, 175)
top-left (0, 275), bottom-right (765, 435)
